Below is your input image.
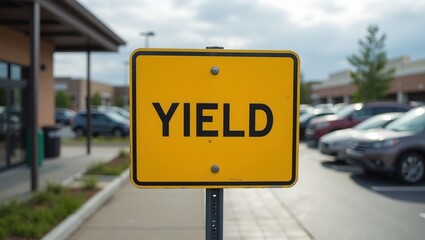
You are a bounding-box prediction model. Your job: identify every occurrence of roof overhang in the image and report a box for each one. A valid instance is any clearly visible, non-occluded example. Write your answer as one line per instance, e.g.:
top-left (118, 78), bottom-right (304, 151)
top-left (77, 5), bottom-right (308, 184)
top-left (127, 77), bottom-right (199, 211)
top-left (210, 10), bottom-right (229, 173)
top-left (0, 0), bottom-right (126, 52)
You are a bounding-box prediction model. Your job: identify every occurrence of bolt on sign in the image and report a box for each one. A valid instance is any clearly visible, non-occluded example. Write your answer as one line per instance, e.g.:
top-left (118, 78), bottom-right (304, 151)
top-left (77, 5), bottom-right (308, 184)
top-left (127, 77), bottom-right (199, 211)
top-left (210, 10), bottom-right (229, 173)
top-left (130, 48), bottom-right (300, 188)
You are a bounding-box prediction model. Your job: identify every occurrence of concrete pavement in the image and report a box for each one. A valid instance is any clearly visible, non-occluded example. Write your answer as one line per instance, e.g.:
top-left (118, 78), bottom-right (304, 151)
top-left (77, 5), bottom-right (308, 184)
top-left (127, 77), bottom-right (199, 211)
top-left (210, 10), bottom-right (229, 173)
top-left (0, 144), bottom-right (128, 203)
top-left (0, 143), bottom-right (312, 240)
top-left (70, 183), bottom-right (312, 240)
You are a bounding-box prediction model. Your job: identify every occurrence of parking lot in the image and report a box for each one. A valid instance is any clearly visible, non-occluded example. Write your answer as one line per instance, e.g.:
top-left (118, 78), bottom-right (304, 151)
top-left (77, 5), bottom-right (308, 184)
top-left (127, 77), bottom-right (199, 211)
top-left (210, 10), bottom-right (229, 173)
top-left (274, 142), bottom-right (425, 240)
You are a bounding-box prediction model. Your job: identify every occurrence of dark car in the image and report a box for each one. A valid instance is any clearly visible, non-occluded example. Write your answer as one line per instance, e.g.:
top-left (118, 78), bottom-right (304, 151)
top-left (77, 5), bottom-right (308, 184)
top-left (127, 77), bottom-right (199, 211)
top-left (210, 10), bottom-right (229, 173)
top-left (305, 102), bottom-right (411, 145)
top-left (346, 106), bottom-right (425, 184)
top-left (300, 109), bottom-right (334, 140)
top-left (55, 108), bottom-right (76, 125)
top-left (71, 110), bottom-right (129, 137)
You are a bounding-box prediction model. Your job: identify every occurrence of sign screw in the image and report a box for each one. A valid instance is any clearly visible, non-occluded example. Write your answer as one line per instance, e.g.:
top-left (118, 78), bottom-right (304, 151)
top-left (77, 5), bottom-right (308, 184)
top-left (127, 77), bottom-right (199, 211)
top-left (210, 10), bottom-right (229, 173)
top-left (211, 66), bottom-right (219, 75)
top-left (211, 164), bottom-right (220, 173)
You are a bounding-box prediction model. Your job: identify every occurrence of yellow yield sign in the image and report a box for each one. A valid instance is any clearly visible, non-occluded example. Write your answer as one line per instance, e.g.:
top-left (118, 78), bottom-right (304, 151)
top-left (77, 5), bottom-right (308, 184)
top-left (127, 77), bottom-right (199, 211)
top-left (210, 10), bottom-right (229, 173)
top-left (130, 48), bottom-right (299, 188)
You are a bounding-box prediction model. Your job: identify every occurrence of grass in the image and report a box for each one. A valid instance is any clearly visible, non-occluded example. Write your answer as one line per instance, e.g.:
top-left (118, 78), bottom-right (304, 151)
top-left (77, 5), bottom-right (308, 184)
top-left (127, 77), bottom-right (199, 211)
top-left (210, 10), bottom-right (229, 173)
top-left (0, 150), bottom-right (128, 239)
top-left (0, 183), bottom-right (92, 240)
top-left (82, 176), bottom-right (98, 190)
top-left (85, 150), bottom-right (130, 176)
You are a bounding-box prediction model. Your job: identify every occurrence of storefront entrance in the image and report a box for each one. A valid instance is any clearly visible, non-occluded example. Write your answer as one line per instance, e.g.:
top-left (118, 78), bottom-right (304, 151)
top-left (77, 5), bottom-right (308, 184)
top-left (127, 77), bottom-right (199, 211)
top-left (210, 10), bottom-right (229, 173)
top-left (0, 61), bottom-right (27, 171)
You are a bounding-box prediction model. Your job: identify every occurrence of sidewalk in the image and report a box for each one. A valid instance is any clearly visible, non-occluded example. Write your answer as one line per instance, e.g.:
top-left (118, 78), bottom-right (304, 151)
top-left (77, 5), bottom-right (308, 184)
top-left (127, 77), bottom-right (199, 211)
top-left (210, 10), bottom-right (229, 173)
top-left (0, 144), bottom-right (128, 203)
top-left (1, 144), bottom-right (312, 240)
top-left (70, 183), bottom-right (312, 240)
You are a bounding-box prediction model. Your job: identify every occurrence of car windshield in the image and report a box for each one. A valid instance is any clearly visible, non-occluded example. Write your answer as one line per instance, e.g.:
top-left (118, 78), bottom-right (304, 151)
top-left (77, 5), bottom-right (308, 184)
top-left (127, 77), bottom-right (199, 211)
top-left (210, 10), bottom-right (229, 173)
top-left (354, 114), bottom-right (395, 130)
top-left (300, 112), bottom-right (314, 123)
top-left (116, 109), bottom-right (129, 118)
top-left (385, 107), bottom-right (425, 132)
top-left (335, 104), bottom-right (355, 118)
top-left (105, 111), bottom-right (128, 122)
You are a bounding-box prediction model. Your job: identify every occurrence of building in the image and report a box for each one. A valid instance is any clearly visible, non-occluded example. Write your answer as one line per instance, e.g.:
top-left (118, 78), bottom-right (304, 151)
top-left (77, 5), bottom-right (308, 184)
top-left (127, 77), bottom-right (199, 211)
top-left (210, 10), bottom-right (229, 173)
top-left (311, 56), bottom-right (425, 104)
top-left (55, 77), bottom-right (129, 111)
top-left (0, 1), bottom-right (125, 174)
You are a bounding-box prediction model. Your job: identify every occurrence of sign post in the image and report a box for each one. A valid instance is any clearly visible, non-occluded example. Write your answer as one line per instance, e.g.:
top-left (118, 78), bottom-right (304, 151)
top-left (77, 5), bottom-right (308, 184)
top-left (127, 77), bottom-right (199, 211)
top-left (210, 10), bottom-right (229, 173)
top-left (205, 188), bottom-right (223, 240)
top-left (130, 48), bottom-right (300, 239)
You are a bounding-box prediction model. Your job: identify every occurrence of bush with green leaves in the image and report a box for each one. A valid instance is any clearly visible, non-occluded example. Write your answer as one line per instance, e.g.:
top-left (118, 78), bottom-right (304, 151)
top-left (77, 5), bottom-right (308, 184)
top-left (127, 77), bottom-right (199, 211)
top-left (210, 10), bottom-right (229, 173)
top-left (0, 183), bottom-right (84, 239)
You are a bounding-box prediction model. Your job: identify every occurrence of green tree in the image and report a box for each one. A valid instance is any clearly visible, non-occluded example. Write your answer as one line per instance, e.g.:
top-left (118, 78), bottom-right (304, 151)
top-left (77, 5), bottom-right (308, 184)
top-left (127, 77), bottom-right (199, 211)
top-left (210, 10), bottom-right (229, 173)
top-left (300, 73), bottom-right (310, 104)
top-left (55, 90), bottom-right (71, 108)
top-left (347, 25), bottom-right (395, 102)
top-left (91, 92), bottom-right (102, 106)
top-left (114, 96), bottom-right (125, 108)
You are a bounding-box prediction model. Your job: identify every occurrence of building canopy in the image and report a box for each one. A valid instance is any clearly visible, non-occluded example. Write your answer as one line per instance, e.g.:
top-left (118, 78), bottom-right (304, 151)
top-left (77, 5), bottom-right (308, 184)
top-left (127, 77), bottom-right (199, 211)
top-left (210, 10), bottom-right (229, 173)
top-left (0, 0), bottom-right (125, 52)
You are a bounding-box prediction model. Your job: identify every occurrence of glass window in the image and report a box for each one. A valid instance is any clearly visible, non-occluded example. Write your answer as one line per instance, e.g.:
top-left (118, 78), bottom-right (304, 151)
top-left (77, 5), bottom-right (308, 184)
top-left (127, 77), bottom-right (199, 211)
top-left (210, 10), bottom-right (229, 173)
top-left (0, 62), bottom-right (7, 79)
top-left (336, 104), bottom-right (355, 118)
top-left (386, 107), bottom-right (425, 132)
top-left (352, 107), bottom-right (373, 120)
top-left (97, 114), bottom-right (110, 123)
top-left (10, 64), bottom-right (22, 81)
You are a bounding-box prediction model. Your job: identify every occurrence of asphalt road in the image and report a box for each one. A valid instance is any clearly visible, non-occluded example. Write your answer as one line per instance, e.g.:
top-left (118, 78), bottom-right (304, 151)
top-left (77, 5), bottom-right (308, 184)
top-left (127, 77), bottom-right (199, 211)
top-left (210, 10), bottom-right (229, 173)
top-left (272, 143), bottom-right (425, 240)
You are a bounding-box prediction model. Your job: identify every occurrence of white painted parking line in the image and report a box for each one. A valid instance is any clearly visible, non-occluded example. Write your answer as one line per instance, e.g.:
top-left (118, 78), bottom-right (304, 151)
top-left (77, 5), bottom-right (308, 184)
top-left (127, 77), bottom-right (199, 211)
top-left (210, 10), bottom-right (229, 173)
top-left (372, 186), bottom-right (425, 192)
top-left (420, 213), bottom-right (425, 220)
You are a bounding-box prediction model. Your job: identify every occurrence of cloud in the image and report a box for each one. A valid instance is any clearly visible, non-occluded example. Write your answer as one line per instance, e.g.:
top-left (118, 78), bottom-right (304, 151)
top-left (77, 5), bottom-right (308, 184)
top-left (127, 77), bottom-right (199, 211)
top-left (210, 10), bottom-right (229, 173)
top-left (54, 0), bottom-right (425, 84)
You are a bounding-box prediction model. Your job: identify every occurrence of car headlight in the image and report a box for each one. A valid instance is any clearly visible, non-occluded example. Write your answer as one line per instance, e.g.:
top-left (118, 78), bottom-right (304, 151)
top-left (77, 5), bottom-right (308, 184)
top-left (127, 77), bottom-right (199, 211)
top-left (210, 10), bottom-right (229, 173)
top-left (316, 122), bottom-right (330, 129)
top-left (372, 139), bottom-right (399, 149)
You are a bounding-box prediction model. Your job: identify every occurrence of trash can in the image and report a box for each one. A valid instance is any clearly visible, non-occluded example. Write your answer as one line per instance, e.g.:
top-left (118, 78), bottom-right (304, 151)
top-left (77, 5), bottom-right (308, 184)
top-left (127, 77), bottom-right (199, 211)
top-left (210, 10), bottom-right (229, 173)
top-left (26, 129), bottom-right (44, 167)
top-left (42, 126), bottom-right (61, 158)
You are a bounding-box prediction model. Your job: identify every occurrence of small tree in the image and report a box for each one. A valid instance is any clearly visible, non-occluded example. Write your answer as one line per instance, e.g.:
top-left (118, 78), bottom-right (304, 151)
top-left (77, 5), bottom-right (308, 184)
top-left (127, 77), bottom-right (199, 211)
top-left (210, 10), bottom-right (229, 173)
top-left (115, 96), bottom-right (125, 108)
top-left (347, 25), bottom-right (395, 102)
top-left (55, 90), bottom-right (71, 109)
top-left (91, 92), bottom-right (102, 106)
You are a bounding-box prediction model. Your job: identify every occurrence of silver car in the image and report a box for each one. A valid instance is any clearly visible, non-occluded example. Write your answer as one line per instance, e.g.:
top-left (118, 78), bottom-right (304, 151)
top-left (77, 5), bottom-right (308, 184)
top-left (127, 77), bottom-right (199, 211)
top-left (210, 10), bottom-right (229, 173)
top-left (319, 112), bottom-right (402, 160)
top-left (346, 107), bottom-right (425, 184)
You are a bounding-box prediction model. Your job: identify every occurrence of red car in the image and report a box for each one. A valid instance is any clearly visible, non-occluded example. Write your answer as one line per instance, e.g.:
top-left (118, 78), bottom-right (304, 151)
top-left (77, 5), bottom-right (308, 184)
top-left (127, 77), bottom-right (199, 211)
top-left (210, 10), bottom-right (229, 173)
top-left (305, 102), bottom-right (411, 145)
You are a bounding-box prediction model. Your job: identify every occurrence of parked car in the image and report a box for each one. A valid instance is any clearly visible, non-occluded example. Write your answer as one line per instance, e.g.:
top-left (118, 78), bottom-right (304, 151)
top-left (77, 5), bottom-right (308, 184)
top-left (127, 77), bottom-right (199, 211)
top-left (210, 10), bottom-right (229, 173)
top-left (55, 108), bottom-right (76, 125)
top-left (300, 109), bottom-right (334, 140)
top-left (300, 104), bottom-right (313, 116)
top-left (96, 106), bottom-right (129, 119)
top-left (305, 102), bottom-right (411, 146)
top-left (318, 112), bottom-right (402, 160)
top-left (345, 106), bottom-right (425, 184)
top-left (71, 109), bottom-right (129, 137)
top-left (313, 103), bottom-right (334, 111)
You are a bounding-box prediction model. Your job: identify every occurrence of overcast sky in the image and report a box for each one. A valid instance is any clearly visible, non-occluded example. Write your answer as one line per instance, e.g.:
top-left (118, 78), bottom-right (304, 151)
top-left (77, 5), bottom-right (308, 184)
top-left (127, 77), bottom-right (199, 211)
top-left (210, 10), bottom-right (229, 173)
top-left (54, 0), bottom-right (425, 86)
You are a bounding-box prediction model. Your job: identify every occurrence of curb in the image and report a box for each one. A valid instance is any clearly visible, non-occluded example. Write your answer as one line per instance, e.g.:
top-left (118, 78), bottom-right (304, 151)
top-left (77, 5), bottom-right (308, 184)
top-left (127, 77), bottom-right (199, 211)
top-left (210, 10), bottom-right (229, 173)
top-left (42, 169), bottom-right (129, 240)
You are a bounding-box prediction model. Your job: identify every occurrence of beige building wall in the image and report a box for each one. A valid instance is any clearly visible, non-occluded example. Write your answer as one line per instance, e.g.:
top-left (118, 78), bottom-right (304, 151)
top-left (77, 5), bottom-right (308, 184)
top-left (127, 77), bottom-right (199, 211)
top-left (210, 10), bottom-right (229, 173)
top-left (55, 78), bottom-right (120, 111)
top-left (114, 86), bottom-right (129, 106)
top-left (311, 56), bottom-right (425, 104)
top-left (55, 77), bottom-right (83, 111)
top-left (0, 25), bottom-right (54, 127)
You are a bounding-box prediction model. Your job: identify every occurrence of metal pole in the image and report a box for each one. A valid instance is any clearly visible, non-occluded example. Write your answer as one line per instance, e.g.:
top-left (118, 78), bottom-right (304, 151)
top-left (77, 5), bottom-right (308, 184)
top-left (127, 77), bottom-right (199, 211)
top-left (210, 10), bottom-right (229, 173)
top-left (141, 31), bottom-right (155, 48)
top-left (145, 36), bottom-right (149, 48)
top-left (205, 45), bottom-right (225, 240)
top-left (30, 0), bottom-right (40, 192)
top-left (206, 189), bottom-right (224, 240)
top-left (86, 51), bottom-right (91, 154)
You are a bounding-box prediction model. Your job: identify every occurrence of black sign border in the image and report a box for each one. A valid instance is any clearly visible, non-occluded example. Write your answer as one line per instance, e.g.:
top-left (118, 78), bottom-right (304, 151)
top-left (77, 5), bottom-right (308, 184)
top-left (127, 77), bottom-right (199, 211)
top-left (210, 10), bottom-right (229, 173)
top-left (131, 50), bottom-right (299, 187)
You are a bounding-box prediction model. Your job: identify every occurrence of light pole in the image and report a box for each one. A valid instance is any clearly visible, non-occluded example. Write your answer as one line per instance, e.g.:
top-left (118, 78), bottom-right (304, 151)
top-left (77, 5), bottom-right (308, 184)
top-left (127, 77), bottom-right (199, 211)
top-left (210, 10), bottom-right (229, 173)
top-left (123, 61), bottom-right (129, 86)
top-left (140, 31), bottom-right (155, 48)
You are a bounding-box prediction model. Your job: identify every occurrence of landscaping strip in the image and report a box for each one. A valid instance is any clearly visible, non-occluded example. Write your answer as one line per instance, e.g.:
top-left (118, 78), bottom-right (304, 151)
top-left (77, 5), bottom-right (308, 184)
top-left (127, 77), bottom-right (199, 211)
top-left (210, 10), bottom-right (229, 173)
top-left (41, 169), bottom-right (129, 240)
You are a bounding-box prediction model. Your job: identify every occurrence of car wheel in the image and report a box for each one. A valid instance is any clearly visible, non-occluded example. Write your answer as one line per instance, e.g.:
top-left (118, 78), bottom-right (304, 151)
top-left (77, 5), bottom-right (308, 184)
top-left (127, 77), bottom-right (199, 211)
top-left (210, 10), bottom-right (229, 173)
top-left (75, 127), bottom-right (85, 138)
top-left (113, 128), bottom-right (124, 138)
top-left (396, 152), bottom-right (425, 184)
